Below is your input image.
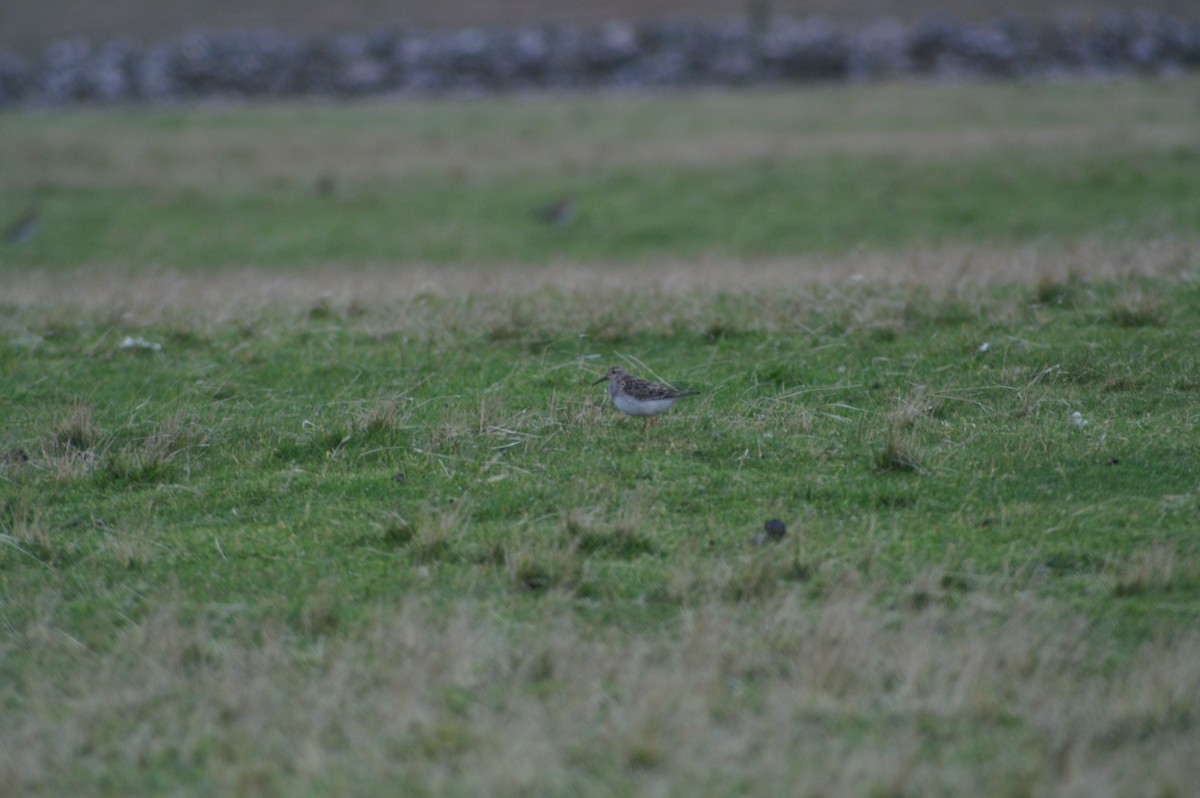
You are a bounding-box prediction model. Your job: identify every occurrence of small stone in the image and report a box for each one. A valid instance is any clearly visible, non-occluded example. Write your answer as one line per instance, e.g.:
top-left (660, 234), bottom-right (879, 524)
top-left (763, 518), bottom-right (787, 542)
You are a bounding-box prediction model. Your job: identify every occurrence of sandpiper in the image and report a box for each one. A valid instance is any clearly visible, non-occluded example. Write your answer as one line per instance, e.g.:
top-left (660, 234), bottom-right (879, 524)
top-left (592, 366), bottom-right (700, 427)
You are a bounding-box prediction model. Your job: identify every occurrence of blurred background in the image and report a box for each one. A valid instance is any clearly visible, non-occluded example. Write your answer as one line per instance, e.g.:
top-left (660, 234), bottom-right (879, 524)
top-left (3, 0), bottom-right (1196, 53)
top-left (2, 1), bottom-right (1197, 272)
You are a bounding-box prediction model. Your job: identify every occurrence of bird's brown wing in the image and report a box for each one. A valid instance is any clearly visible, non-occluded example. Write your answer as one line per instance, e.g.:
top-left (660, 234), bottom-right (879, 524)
top-left (624, 376), bottom-right (698, 401)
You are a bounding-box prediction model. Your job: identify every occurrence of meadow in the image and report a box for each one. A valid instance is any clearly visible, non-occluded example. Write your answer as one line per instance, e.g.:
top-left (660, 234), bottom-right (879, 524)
top-left (2, 77), bottom-right (1200, 796)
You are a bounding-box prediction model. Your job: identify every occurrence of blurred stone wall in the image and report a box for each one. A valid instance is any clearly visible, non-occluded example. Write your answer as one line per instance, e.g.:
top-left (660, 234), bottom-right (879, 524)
top-left (1, 13), bottom-right (1197, 106)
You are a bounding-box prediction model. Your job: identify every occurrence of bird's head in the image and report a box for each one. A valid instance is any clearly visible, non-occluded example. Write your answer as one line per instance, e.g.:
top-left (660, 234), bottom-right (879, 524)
top-left (591, 366), bottom-right (626, 385)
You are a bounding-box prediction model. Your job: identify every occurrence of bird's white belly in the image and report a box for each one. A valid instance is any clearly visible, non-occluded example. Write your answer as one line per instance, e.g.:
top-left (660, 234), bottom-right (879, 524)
top-left (614, 393), bottom-right (675, 417)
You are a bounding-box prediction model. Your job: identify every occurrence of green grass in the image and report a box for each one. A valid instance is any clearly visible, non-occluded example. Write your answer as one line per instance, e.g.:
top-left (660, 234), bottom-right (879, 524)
top-left (3, 278), bottom-right (1200, 794)
top-left (6, 147), bottom-right (1198, 268)
top-left (4, 280), bottom-right (1198, 630)
top-left (3, 79), bottom-right (1199, 269)
top-left (3, 79), bottom-right (1200, 795)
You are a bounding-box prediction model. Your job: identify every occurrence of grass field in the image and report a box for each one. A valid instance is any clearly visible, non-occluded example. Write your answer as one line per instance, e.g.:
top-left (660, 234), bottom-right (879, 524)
top-left (4, 80), bottom-right (1198, 269)
top-left (2, 78), bottom-right (1200, 796)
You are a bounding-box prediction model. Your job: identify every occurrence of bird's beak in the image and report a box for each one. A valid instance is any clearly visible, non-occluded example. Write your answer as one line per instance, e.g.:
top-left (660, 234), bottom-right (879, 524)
top-left (591, 375), bottom-right (609, 385)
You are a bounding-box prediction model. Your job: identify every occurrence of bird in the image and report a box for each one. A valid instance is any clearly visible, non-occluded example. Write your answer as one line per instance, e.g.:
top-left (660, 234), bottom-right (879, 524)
top-left (4, 209), bottom-right (40, 245)
top-left (532, 196), bottom-right (576, 227)
top-left (592, 366), bottom-right (700, 428)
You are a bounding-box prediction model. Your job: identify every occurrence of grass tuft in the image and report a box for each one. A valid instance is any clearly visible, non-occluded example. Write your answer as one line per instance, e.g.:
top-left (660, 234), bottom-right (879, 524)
top-left (379, 513), bottom-right (416, 547)
top-left (355, 392), bottom-right (415, 438)
top-left (887, 385), bottom-right (945, 429)
top-left (0, 499), bottom-right (55, 566)
top-left (1108, 290), bottom-right (1166, 328)
top-left (506, 546), bottom-right (583, 594)
top-left (625, 740), bottom-right (666, 771)
top-left (299, 579), bottom-right (346, 636)
top-left (873, 388), bottom-right (941, 474)
top-left (875, 431), bottom-right (927, 474)
top-left (40, 399), bottom-right (109, 478)
top-left (94, 519), bottom-right (156, 570)
top-left (1035, 274), bottom-right (1080, 307)
top-left (564, 508), bottom-right (658, 560)
top-left (903, 568), bottom-right (974, 610)
top-left (382, 502), bottom-right (467, 563)
top-left (720, 554), bottom-right (795, 602)
top-left (103, 409), bottom-right (205, 484)
top-left (1113, 544), bottom-right (1179, 598)
top-left (53, 399), bottom-right (103, 453)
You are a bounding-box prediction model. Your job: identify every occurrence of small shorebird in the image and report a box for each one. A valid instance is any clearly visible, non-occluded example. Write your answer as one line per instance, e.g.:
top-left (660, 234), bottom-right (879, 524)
top-left (532, 196), bottom-right (576, 227)
top-left (592, 366), bottom-right (700, 428)
top-left (4, 209), bottom-right (39, 245)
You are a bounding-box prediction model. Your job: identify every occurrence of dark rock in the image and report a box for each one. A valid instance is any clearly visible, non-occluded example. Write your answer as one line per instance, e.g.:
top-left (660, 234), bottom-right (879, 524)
top-left (0, 50), bottom-right (32, 106)
top-left (764, 518), bottom-right (787, 541)
top-left (754, 518), bottom-right (788, 545)
top-left (5, 14), bottom-right (1200, 106)
top-left (761, 18), bottom-right (849, 80)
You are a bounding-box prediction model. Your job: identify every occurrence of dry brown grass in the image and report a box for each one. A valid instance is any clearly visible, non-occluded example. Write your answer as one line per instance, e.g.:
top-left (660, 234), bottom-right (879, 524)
top-left (2, 239), bottom-right (1196, 324)
top-left (3, 87), bottom-right (1197, 190)
top-left (2, 581), bottom-right (1197, 795)
top-left (1112, 543), bottom-right (1186, 598)
top-left (103, 407), bottom-right (207, 482)
top-left (1107, 287), bottom-right (1167, 329)
top-left (31, 399), bottom-right (109, 480)
top-left (0, 499), bottom-right (52, 561)
top-left (873, 384), bottom-right (946, 473)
